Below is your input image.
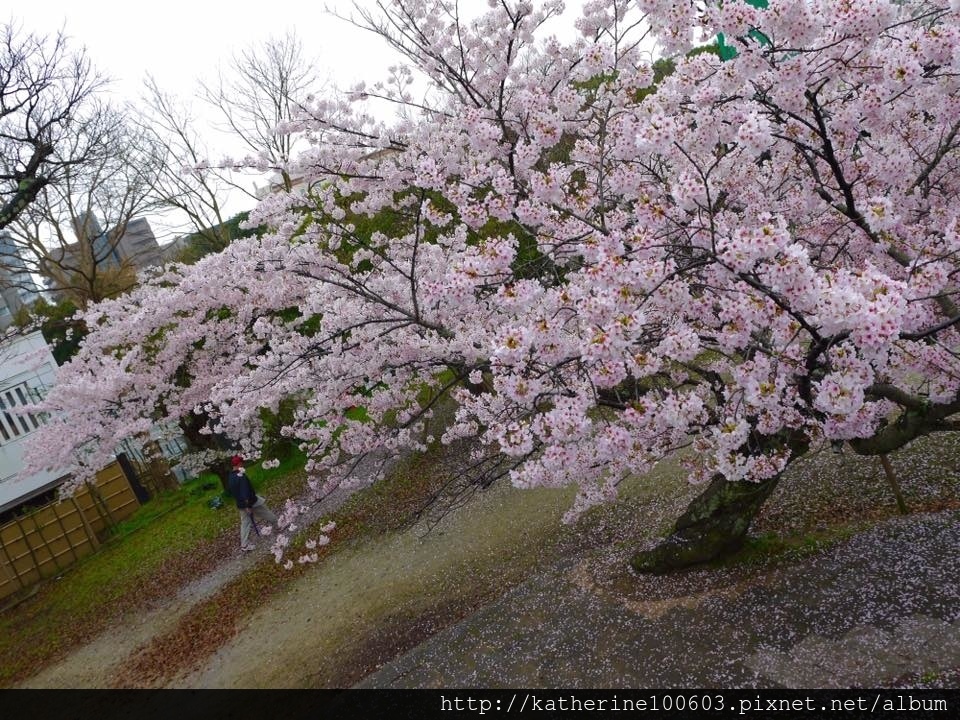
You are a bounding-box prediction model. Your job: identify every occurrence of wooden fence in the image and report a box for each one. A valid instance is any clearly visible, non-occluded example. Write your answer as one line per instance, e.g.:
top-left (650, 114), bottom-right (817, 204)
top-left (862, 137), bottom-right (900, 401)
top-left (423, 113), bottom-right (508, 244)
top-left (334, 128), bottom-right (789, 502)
top-left (0, 461), bottom-right (140, 601)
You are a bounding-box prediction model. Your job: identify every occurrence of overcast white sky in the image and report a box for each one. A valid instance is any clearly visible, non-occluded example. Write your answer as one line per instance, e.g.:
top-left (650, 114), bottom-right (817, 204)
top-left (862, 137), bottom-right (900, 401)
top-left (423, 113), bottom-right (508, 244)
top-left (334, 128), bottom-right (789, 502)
top-left (11, 1), bottom-right (590, 241)
top-left (10, 1), bottom-right (417, 238)
top-left (15, 0), bottom-right (394, 103)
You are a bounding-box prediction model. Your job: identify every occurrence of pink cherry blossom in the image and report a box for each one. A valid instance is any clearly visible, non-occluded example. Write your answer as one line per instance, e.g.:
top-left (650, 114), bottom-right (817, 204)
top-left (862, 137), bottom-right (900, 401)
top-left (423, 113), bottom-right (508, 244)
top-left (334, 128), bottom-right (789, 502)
top-left (20, 0), bottom-right (960, 560)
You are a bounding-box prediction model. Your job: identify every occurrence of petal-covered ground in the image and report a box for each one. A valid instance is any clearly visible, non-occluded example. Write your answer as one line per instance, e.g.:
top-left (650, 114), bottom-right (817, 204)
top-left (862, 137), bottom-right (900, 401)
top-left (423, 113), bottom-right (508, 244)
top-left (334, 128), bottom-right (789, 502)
top-left (14, 434), bottom-right (960, 688)
top-left (360, 511), bottom-right (960, 688)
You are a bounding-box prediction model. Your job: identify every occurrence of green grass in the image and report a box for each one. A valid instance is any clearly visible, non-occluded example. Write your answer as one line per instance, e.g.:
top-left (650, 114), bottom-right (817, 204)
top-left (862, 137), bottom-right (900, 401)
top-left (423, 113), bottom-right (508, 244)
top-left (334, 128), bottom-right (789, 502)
top-left (102, 489), bottom-right (190, 542)
top-left (0, 451), bottom-right (308, 686)
top-left (714, 524), bottom-right (863, 570)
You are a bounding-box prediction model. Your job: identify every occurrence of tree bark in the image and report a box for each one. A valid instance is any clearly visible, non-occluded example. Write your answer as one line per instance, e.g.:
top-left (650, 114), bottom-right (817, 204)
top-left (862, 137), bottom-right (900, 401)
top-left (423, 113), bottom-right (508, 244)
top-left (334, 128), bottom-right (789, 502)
top-left (631, 472), bottom-right (781, 574)
top-left (879, 454), bottom-right (908, 515)
top-left (178, 413), bottom-right (233, 491)
top-left (631, 429), bottom-right (811, 574)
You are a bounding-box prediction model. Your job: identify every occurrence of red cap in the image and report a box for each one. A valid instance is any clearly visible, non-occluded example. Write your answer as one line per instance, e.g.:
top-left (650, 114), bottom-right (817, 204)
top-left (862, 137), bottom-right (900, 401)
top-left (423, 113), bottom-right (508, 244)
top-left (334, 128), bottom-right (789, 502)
top-left (231, 455), bottom-right (244, 467)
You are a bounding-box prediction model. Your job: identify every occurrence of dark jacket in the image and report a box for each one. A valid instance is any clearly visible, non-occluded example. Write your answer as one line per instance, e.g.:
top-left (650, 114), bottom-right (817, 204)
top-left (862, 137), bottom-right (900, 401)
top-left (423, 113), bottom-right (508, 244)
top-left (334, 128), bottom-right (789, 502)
top-left (228, 469), bottom-right (257, 509)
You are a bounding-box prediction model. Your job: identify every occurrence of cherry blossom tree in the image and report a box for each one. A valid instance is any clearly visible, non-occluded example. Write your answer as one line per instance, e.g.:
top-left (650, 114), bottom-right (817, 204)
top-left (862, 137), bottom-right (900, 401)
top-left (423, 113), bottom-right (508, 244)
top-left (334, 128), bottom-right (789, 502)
top-left (21, 0), bottom-right (960, 572)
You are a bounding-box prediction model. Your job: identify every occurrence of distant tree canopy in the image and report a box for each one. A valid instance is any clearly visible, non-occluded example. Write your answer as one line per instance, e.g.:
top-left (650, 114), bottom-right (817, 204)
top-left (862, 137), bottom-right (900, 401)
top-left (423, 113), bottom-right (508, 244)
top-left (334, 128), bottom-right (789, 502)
top-left (13, 295), bottom-right (84, 365)
top-left (175, 211), bottom-right (260, 265)
top-left (0, 23), bottom-right (103, 232)
top-left (5, 102), bottom-right (163, 308)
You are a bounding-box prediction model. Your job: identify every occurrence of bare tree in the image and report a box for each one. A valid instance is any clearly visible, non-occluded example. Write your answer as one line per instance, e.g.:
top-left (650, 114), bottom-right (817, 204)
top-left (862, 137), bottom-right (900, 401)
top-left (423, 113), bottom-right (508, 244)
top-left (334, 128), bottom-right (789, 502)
top-left (4, 103), bottom-right (163, 308)
top-left (136, 75), bottom-right (236, 255)
top-left (200, 30), bottom-right (320, 192)
top-left (0, 22), bottom-right (103, 232)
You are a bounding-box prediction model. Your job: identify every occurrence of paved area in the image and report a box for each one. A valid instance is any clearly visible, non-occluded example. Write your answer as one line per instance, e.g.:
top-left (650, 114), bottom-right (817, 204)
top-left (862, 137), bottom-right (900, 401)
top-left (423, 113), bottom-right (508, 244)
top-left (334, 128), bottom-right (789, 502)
top-left (359, 511), bottom-right (960, 688)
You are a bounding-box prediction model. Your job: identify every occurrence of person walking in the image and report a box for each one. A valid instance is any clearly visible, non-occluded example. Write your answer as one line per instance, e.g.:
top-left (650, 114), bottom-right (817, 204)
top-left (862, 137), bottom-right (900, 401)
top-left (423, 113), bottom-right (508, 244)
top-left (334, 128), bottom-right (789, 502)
top-left (227, 455), bottom-right (278, 552)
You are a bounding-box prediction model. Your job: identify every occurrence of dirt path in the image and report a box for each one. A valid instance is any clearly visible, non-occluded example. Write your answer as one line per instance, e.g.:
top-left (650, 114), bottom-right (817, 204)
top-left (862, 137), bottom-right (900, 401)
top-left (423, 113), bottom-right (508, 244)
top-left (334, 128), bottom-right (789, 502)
top-left (17, 482), bottom-right (366, 689)
top-left (18, 552), bottom-right (255, 688)
top-left (359, 510), bottom-right (960, 688)
top-left (173, 482), bottom-right (579, 688)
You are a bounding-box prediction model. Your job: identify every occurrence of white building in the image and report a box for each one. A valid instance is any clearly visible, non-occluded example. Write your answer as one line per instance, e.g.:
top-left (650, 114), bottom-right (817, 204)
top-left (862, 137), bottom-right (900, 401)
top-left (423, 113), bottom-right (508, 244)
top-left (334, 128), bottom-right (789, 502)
top-left (0, 331), bottom-right (71, 514)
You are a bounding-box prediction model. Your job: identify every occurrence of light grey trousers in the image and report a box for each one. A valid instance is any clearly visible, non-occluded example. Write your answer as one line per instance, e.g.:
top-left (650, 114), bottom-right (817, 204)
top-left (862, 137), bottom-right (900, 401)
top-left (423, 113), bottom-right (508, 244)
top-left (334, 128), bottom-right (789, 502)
top-left (239, 496), bottom-right (278, 547)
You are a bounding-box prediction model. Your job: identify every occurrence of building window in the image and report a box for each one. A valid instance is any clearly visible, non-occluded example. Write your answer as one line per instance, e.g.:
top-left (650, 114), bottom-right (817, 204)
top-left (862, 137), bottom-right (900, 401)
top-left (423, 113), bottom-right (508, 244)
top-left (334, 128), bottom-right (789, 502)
top-left (0, 382), bottom-right (44, 445)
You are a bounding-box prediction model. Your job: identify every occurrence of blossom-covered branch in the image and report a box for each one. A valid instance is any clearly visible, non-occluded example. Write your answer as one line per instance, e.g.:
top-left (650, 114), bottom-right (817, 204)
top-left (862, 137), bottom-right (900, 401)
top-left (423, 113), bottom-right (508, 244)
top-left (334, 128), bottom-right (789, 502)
top-left (22, 0), bottom-right (960, 571)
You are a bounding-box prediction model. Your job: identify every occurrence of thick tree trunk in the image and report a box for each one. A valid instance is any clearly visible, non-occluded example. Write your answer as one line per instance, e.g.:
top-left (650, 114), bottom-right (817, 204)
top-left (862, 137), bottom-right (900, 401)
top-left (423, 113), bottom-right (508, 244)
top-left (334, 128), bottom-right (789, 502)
top-left (627, 397), bottom-right (958, 574)
top-left (631, 429), bottom-right (811, 574)
top-left (630, 473), bottom-right (781, 575)
top-left (210, 457), bottom-right (233, 493)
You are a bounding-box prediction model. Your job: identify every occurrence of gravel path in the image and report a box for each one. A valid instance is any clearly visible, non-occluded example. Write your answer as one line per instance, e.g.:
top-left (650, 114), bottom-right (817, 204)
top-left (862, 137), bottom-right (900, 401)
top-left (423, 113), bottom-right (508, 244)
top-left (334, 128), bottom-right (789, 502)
top-left (360, 511), bottom-right (960, 688)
